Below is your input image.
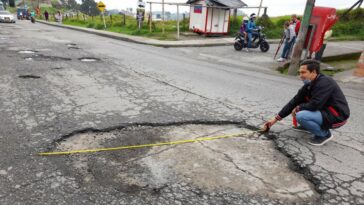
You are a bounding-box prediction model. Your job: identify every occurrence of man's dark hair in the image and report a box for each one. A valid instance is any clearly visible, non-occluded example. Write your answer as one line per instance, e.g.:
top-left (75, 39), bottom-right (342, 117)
top-left (300, 59), bottom-right (320, 74)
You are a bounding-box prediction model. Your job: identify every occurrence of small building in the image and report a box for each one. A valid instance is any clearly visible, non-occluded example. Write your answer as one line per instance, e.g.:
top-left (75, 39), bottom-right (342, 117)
top-left (186, 0), bottom-right (247, 35)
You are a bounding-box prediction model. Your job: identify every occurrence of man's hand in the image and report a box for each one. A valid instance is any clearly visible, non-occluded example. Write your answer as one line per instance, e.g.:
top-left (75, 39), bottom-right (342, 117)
top-left (261, 117), bottom-right (278, 132)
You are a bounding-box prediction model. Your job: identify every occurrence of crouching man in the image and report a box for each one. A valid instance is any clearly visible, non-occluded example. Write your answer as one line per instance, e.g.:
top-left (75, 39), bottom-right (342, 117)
top-left (264, 59), bottom-right (350, 146)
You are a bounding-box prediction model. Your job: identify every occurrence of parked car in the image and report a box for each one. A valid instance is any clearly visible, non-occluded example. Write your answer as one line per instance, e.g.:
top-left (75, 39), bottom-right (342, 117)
top-left (0, 11), bottom-right (16, 23)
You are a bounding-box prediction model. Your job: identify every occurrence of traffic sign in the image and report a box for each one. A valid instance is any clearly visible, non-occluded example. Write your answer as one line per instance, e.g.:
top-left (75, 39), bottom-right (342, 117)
top-left (97, 1), bottom-right (106, 12)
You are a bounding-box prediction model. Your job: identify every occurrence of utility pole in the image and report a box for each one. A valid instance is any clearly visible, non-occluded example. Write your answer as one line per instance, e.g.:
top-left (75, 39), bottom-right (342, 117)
top-left (287, 0), bottom-right (315, 75)
top-left (162, 0), bottom-right (165, 34)
top-left (257, 0), bottom-right (263, 17)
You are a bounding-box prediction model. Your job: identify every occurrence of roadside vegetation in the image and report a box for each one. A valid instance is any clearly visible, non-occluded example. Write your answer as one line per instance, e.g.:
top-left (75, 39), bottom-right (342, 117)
top-left (60, 14), bottom-right (190, 40)
top-left (57, 8), bottom-right (363, 41)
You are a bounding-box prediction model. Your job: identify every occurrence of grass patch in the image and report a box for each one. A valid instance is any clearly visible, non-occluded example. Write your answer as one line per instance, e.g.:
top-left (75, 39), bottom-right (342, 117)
top-left (278, 66), bottom-right (344, 77)
top-left (324, 59), bottom-right (358, 71)
top-left (278, 55), bottom-right (358, 77)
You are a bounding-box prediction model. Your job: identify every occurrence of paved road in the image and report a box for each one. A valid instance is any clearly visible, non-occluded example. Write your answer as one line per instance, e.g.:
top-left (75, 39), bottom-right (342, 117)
top-left (0, 21), bottom-right (363, 205)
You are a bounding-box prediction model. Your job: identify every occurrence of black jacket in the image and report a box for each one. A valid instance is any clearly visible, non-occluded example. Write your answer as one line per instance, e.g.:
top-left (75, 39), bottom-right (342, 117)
top-left (276, 74), bottom-right (350, 129)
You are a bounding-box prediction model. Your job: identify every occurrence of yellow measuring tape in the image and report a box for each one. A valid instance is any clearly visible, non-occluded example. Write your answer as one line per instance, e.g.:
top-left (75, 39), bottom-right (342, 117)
top-left (38, 132), bottom-right (253, 156)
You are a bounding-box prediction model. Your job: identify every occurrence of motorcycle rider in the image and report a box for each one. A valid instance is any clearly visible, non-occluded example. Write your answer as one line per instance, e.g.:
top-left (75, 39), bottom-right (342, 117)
top-left (240, 16), bottom-right (249, 46)
top-left (246, 13), bottom-right (258, 52)
top-left (30, 10), bottom-right (35, 23)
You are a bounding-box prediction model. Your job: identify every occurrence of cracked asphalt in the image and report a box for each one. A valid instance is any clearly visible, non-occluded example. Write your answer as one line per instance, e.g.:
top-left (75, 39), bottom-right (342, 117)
top-left (0, 21), bottom-right (363, 205)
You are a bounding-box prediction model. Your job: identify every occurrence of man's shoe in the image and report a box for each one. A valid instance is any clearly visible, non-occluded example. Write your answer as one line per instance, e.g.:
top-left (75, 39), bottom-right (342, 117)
top-left (245, 48), bottom-right (249, 52)
top-left (308, 133), bottom-right (334, 146)
top-left (277, 58), bottom-right (285, 62)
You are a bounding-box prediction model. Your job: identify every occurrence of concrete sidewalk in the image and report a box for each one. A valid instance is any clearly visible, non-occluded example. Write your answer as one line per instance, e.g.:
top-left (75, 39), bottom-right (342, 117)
top-left (36, 20), bottom-right (280, 47)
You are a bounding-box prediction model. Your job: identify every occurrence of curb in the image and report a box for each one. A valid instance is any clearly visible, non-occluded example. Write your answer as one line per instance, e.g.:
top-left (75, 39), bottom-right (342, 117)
top-left (36, 20), bottom-right (280, 47)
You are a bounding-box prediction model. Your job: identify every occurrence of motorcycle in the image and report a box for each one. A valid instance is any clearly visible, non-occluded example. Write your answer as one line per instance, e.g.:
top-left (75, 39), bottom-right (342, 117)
top-left (234, 26), bottom-right (270, 52)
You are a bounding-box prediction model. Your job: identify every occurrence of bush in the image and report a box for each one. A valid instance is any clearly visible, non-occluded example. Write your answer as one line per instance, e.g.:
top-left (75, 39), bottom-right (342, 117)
top-left (256, 15), bottom-right (274, 29)
top-left (113, 22), bottom-right (123, 27)
top-left (86, 22), bottom-right (95, 28)
top-left (274, 16), bottom-right (291, 27)
top-left (94, 23), bottom-right (104, 30)
top-left (51, 0), bottom-right (62, 10)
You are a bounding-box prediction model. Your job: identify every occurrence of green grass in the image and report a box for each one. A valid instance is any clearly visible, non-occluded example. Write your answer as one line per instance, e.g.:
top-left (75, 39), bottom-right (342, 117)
top-left (56, 13), bottom-right (189, 40)
top-left (278, 66), bottom-right (345, 77)
top-left (6, 7), bottom-right (17, 13)
top-left (278, 55), bottom-right (358, 77)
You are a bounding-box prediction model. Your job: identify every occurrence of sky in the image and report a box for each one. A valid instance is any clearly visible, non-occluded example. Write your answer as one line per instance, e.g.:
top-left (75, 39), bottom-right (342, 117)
top-left (91, 0), bottom-right (363, 16)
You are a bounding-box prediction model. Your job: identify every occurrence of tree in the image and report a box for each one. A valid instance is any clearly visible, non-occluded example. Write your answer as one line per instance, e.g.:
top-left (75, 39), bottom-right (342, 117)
top-left (68, 0), bottom-right (79, 10)
top-left (80, 0), bottom-right (100, 16)
top-left (51, 0), bottom-right (63, 10)
top-left (60, 0), bottom-right (79, 10)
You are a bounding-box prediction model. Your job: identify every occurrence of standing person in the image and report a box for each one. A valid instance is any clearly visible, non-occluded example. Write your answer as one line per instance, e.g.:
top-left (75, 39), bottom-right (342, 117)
top-left (277, 21), bottom-right (296, 62)
top-left (57, 11), bottom-right (62, 23)
top-left (246, 13), bottom-right (257, 52)
top-left (286, 20), bottom-right (297, 60)
top-left (44, 10), bottom-right (49, 21)
top-left (315, 30), bottom-right (333, 61)
top-left (292, 14), bottom-right (301, 35)
top-left (264, 60), bottom-right (350, 146)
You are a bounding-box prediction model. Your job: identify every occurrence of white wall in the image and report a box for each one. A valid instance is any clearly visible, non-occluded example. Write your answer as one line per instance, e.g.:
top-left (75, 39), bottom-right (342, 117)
top-left (189, 0), bottom-right (206, 31)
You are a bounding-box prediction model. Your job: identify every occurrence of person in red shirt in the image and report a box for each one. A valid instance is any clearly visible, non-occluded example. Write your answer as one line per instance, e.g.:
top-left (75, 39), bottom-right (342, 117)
top-left (291, 14), bottom-right (301, 35)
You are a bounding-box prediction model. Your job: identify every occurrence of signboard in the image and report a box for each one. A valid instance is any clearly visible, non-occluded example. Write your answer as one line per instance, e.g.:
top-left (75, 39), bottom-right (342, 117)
top-left (194, 5), bottom-right (202, 14)
top-left (136, 8), bottom-right (145, 21)
top-left (97, 1), bottom-right (106, 12)
top-left (137, 0), bottom-right (145, 8)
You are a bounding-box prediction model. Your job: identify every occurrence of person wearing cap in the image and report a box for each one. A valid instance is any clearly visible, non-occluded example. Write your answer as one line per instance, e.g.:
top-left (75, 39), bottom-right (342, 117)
top-left (263, 59), bottom-right (350, 146)
top-left (246, 13), bottom-right (258, 51)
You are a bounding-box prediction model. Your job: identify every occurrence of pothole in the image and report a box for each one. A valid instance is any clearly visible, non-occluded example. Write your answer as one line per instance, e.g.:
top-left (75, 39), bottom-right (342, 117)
top-left (18, 75), bottom-right (41, 79)
top-left (68, 47), bottom-right (80, 49)
top-left (18, 50), bottom-right (37, 54)
top-left (26, 54), bottom-right (72, 61)
top-left (78, 57), bottom-right (100, 62)
top-left (66, 43), bottom-right (77, 46)
top-left (51, 124), bottom-right (319, 204)
top-left (52, 67), bottom-right (63, 70)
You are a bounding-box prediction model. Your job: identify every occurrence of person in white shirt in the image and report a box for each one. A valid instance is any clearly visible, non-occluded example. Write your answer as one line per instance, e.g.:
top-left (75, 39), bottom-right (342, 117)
top-left (277, 21), bottom-right (296, 62)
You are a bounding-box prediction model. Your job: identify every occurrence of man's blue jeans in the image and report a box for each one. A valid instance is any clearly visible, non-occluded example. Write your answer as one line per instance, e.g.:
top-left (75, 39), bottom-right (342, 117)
top-left (247, 32), bottom-right (258, 48)
top-left (281, 36), bottom-right (296, 59)
top-left (296, 110), bottom-right (330, 138)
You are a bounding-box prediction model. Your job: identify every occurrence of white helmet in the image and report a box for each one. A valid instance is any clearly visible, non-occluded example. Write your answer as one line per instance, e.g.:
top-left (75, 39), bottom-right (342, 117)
top-left (243, 16), bottom-right (249, 21)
